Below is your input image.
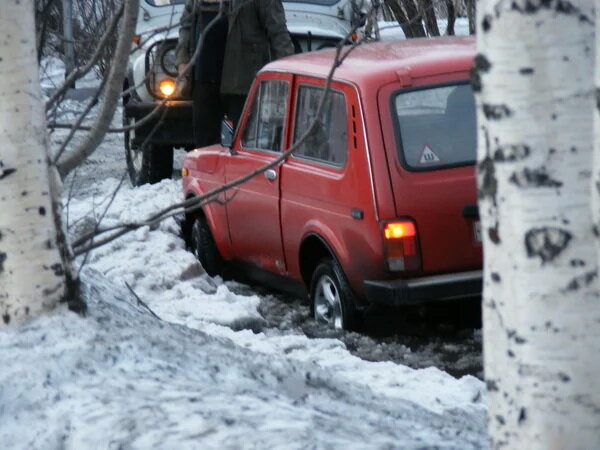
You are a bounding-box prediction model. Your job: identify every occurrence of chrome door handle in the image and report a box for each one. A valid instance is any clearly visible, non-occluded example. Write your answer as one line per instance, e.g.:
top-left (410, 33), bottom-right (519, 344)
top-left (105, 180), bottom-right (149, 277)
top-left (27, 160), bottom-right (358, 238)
top-left (264, 169), bottom-right (277, 181)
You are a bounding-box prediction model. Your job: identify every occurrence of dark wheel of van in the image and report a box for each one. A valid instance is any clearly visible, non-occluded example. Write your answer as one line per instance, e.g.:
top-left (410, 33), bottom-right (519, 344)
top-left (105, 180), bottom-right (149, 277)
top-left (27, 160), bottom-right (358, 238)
top-left (124, 117), bottom-right (173, 186)
top-left (190, 216), bottom-right (224, 277)
top-left (310, 258), bottom-right (361, 331)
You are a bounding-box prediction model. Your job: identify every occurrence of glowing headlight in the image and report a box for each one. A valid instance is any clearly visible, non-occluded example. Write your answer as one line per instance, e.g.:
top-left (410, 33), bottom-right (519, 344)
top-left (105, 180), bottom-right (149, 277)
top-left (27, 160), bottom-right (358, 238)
top-left (158, 79), bottom-right (176, 97)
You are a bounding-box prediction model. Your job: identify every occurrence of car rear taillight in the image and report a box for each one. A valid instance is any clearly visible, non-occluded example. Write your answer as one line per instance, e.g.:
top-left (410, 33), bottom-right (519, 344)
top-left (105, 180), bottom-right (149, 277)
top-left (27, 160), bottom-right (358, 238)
top-left (382, 219), bottom-right (421, 271)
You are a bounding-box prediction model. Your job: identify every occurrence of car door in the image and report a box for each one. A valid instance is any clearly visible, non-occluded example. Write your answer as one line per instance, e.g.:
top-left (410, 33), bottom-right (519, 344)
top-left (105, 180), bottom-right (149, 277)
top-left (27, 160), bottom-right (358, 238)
top-left (224, 74), bottom-right (291, 274)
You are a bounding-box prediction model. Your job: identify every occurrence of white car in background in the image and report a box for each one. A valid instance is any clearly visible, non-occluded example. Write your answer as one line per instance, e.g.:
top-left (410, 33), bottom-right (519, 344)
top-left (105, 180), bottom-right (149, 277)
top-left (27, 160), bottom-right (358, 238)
top-left (123, 0), bottom-right (366, 186)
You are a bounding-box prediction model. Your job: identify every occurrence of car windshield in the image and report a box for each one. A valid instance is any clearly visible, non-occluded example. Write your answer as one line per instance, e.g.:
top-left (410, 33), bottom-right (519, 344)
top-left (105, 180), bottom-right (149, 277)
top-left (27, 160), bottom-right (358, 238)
top-left (144, 0), bottom-right (185, 6)
top-left (392, 83), bottom-right (476, 171)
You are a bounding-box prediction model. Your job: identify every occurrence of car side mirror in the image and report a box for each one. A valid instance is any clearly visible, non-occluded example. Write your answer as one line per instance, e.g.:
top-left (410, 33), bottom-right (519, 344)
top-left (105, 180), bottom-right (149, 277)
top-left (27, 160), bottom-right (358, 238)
top-left (221, 117), bottom-right (234, 149)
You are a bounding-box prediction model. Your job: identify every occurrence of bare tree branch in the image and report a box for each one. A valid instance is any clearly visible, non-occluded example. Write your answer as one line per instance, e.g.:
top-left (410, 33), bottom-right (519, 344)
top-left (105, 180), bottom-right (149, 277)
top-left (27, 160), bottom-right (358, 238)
top-left (56, 0), bottom-right (139, 178)
top-left (45, 2), bottom-right (124, 111)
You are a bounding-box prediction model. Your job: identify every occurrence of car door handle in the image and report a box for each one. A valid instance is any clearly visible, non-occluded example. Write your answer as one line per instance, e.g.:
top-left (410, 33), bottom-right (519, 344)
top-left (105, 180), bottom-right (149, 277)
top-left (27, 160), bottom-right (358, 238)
top-left (264, 169), bottom-right (277, 181)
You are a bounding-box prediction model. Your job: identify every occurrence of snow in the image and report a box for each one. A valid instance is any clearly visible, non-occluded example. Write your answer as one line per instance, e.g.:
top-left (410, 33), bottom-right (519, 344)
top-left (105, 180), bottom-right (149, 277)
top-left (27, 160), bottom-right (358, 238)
top-left (1, 21), bottom-right (488, 448)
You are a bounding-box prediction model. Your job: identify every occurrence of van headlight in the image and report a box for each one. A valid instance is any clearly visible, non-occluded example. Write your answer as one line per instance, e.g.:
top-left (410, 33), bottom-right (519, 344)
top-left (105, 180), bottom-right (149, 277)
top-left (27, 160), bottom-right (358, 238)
top-left (159, 46), bottom-right (178, 77)
top-left (158, 78), bottom-right (176, 97)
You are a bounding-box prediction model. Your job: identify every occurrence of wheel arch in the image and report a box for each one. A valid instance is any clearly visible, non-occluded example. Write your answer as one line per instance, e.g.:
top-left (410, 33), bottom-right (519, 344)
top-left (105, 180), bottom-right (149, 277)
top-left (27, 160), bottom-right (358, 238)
top-left (298, 233), bottom-right (340, 288)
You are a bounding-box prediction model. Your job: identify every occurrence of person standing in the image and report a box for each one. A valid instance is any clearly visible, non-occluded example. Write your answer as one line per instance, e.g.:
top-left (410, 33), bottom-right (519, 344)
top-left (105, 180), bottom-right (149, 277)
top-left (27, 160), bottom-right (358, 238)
top-left (175, 0), bottom-right (229, 147)
top-left (220, 0), bottom-right (294, 126)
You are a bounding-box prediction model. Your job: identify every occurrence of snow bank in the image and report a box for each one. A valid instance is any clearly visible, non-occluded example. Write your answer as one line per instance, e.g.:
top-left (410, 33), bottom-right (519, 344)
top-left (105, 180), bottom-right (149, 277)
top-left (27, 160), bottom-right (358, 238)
top-left (0, 272), bottom-right (487, 448)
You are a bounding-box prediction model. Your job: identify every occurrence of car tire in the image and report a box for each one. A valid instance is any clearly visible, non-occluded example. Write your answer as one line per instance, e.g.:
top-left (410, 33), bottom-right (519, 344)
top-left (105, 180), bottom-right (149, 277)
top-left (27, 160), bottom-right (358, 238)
top-left (310, 257), bottom-right (361, 331)
top-left (190, 216), bottom-right (224, 277)
top-left (124, 116), bottom-right (173, 186)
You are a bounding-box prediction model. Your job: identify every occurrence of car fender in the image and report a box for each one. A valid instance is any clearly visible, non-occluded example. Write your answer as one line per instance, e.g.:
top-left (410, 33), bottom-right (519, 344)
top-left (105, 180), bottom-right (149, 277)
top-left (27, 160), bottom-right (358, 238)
top-left (300, 219), bottom-right (351, 276)
top-left (184, 180), bottom-right (233, 261)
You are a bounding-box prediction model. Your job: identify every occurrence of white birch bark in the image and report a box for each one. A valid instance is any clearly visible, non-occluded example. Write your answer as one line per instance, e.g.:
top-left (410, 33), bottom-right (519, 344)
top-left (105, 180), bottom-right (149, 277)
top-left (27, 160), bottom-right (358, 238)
top-left (0, 0), bottom-right (67, 326)
top-left (476, 1), bottom-right (600, 448)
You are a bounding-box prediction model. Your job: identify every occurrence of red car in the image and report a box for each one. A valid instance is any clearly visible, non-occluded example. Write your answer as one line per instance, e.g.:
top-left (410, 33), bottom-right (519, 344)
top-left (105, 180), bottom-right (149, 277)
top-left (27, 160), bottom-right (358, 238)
top-left (182, 37), bottom-right (482, 330)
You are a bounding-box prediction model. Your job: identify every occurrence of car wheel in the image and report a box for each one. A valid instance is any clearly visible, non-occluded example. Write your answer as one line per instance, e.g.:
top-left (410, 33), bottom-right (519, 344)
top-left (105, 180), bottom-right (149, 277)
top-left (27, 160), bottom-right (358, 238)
top-left (310, 257), bottom-right (361, 331)
top-left (190, 216), bottom-right (224, 277)
top-left (124, 116), bottom-right (173, 186)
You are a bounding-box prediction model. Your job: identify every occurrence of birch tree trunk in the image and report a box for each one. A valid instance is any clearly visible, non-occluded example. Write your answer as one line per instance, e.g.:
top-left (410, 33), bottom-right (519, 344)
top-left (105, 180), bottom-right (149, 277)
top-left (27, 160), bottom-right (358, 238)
top-left (0, 0), bottom-right (68, 326)
top-left (475, 1), bottom-right (599, 447)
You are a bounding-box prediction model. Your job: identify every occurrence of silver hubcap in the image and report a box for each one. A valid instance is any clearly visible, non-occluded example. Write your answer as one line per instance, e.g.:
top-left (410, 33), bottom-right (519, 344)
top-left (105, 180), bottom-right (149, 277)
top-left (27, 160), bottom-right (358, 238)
top-left (314, 274), bottom-right (343, 330)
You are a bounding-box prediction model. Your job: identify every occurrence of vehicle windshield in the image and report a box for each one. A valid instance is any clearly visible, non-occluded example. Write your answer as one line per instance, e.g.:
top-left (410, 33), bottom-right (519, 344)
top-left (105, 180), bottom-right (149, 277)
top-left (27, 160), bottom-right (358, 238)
top-left (144, 0), bottom-right (185, 6)
top-left (392, 83), bottom-right (476, 171)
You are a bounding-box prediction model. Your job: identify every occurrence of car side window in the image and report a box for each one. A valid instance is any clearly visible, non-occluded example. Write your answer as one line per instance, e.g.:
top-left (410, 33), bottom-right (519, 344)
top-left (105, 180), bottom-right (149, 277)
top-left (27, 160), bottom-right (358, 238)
top-left (242, 80), bottom-right (289, 152)
top-left (293, 86), bottom-right (347, 167)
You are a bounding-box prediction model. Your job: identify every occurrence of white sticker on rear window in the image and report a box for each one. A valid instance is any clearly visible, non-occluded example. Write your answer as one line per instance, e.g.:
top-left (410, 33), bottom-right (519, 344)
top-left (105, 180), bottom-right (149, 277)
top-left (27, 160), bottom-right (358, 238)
top-left (419, 145), bottom-right (441, 164)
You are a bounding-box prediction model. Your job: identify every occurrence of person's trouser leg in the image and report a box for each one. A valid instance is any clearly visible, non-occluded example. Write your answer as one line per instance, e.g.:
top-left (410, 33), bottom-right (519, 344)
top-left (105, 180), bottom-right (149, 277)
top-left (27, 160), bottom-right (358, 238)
top-left (192, 82), bottom-right (224, 148)
top-left (223, 94), bottom-right (247, 129)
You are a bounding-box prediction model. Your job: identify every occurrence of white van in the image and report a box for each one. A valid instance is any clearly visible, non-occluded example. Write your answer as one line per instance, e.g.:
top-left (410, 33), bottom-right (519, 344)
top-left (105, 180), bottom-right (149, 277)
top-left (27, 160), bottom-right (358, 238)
top-left (123, 0), bottom-right (365, 185)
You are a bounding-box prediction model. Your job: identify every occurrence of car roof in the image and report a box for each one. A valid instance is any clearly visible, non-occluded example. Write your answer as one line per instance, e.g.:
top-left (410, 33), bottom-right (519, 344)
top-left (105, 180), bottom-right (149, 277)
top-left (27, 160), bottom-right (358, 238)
top-left (263, 36), bottom-right (476, 85)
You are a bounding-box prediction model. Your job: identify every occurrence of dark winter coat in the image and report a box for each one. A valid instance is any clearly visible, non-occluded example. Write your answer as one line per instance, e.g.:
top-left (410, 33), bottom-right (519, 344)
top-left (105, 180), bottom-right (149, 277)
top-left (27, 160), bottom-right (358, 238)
top-left (174, 0), bottom-right (228, 84)
top-left (220, 0), bottom-right (294, 95)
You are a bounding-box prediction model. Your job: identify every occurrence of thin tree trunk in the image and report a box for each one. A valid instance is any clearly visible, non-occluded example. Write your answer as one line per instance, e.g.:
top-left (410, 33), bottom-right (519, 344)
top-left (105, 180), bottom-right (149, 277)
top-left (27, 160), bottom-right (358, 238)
top-left (401, 0), bottom-right (426, 38)
top-left (476, 0), bottom-right (599, 447)
top-left (445, 0), bottom-right (455, 36)
top-left (420, 0), bottom-right (440, 37)
top-left (466, 0), bottom-right (475, 35)
top-left (0, 0), bottom-right (68, 326)
top-left (385, 0), bottom-right (414, 38)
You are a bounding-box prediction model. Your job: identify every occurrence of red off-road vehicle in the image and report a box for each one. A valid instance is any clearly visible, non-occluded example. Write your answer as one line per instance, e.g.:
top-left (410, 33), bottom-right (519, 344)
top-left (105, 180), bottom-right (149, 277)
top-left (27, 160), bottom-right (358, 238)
top-left (182, 37), bottom-right (482, 330)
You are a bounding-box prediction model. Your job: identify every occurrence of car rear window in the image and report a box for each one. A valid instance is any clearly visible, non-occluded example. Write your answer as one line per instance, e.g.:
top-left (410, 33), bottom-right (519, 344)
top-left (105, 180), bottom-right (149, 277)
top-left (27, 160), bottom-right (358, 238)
top-left (392, 83), bottom-right (476, 171)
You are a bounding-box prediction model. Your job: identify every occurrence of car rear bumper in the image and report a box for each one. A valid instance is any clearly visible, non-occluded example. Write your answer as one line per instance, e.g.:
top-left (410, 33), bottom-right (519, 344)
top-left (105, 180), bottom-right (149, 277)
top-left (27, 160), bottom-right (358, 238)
top-left (364, 270), bottom-right (482, 306)
top-left (124, 100), bottom-right (194, 148)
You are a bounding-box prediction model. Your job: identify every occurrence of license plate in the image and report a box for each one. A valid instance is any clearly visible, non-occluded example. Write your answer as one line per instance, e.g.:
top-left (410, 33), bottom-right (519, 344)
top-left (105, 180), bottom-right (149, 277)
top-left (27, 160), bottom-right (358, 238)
top-left (473, 221), bottom-right (482, 243)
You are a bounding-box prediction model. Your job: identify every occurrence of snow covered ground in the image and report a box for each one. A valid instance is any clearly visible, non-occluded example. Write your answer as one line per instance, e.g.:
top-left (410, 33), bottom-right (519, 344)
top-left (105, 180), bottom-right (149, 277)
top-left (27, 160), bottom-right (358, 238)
top-left (0, 20), bottom-right (488, 448)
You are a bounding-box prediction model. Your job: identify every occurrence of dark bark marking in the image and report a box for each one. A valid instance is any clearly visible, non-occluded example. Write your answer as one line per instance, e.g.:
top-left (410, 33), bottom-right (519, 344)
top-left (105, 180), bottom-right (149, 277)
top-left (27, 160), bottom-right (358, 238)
top-left (50, 263), bottom-right (64, 277)
top-left (507, 350), bottom-right (515, 358)
top-left (525, 227), bottom-right (571, 263)
top-left (565, 270), bottom-right (597, 292)
top-left (491, 272), bottom-right (501, 282)
top-left (518, 407), bottom-right (527, 425)
top-left (558, 372), bottom-right (571, 382)
top-left (570, 259), bottom-right (585, 268)
top-left (2, 313), bottom-right (9, 325)
top-left (486, 379), bottom-right (499, 391)
top-left (488, 223), bottom-right (501, 244)
top-left (495, 415), bottom-right (506, 426)
top-left (39, 206), bottom-right (46, 216)
top-left (0, 162), bottom-right (16, 180)
top-left (21, 191), bottom-right (28, 196)
top-left (519, 67), bottom-right (534, 75)
top-left (596, 88), bottom-right (600, 112)
top-left (510, 0), bottom-right (593, 24)
top-left (593, 225), bottom-right (600, 238)
top-left (483, 104), bottom-right (513, 120)
top-left (507, 329), bottom-right (527, 344)
top-left (0, 252), bottom-right (6, 273)
top-left (478, 156), bottom-right (498, 201)
top-left (494, 144), bottom-right (530, 162)
top-left (482, 15), bottom-right (492, 32)
top-left (509, 167), bottom-right (563, 188)
top-left (471, 54), bottom-right (491, 92)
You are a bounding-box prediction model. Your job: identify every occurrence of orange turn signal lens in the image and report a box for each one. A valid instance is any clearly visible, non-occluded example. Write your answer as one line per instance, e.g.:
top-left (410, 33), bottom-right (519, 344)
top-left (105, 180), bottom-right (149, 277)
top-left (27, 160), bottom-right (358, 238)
top-left (384, 221), bottom-right (416, 240)
top-left (132, 35), bottom-right (141, 45)
top-left (181, 167), bottom-right (189, 177)
top-left (158, 78), bottom-right (176, 97)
